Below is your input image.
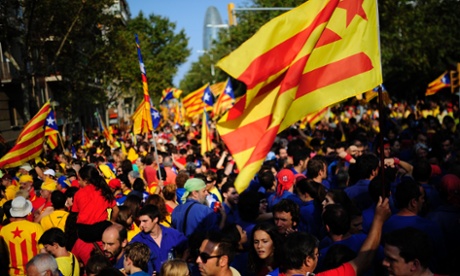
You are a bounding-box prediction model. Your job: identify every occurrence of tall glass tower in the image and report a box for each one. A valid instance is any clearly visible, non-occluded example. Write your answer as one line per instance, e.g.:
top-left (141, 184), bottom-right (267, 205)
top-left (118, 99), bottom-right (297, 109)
top-left (203, 6), bottom-right (224, 50)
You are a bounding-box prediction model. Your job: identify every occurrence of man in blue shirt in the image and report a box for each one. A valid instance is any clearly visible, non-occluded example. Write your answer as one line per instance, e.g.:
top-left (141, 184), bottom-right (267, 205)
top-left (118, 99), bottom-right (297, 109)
top-left (131, 204), bottom-right (188, 275)
top-left (172, 178), bottom-right (226, 238)
top-left (345, 154), bottom-right (379, 211)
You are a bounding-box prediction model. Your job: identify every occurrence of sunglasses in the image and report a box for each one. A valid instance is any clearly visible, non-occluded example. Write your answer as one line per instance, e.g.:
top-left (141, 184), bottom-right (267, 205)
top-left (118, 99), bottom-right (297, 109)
top-left (260, 199), bottom-right (268, 204)
top-left (198, 252), bottom-right (223, 263)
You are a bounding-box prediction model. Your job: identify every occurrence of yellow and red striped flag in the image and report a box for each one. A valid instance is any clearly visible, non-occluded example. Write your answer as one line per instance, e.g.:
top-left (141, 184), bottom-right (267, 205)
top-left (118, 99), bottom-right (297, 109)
top-left (96, 113), bottom-right (114, 143)
top-left (201, 110), bottom-right (213, 156)
top-left (82, 128), bottom-right (92, 148)
top-left (301, 107), bottom-right (329, 129)
top-left (216, 0), bottom-right (382, 193)
top-left (0, 101), bottom-right (51, 168)
top-left (210, 81), bottom-right (226, 97)
top-left (182, 84), bottom-right (208, 119)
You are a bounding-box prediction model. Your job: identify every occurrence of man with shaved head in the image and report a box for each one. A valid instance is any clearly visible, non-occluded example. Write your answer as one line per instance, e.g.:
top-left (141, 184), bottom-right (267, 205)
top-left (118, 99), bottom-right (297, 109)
top-left (101, 223), bottom-right (128, 270)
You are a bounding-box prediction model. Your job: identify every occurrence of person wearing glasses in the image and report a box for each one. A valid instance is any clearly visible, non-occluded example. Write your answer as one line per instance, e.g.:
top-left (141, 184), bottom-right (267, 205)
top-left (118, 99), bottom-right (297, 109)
top-left (196, 232), bottom-right (241, 276)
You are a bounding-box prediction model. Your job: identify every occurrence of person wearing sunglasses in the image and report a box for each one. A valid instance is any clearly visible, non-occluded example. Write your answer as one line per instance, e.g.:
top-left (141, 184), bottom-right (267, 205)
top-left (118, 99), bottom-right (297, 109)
top-left (196, 232), bottom-right (241, 276)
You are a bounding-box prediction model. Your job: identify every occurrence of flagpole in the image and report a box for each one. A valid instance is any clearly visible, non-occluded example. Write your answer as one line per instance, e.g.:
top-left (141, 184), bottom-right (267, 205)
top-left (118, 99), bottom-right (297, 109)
top-left (375, 0), bottom-right (386, 198)
top-left (134, 34), bottom-right (162, 183)
top-left (378, 85), bottom-right (386, 197)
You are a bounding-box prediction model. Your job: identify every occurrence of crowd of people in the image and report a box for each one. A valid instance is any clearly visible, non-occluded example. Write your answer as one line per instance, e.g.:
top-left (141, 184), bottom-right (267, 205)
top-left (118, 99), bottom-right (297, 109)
top-left (0, 99), bottom-right (459, 276)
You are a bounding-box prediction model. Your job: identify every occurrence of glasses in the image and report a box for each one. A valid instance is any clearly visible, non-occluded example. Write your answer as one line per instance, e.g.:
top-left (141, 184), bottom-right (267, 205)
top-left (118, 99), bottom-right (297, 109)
top-left (259, 199), bottom-right (267, 204)
top-left (206, 179), bottom-right (214, 184)
top-left (198, 252), bottom-right (223, 263)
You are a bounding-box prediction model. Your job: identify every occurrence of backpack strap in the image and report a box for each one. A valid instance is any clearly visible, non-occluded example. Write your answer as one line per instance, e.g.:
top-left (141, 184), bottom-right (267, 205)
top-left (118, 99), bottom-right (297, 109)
top-left (182, 202), bottom-right (197, 235)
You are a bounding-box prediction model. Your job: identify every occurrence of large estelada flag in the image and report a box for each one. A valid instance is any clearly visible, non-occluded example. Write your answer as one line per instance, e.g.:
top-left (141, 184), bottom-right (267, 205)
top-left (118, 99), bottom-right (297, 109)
top-left (216, 0), bottom-right (382, 192)
top-left (426, 71), bottom-right (450, 96)
top-left (0, 101), bottom-right (51, 168)
top-left (44, 110), bottom-right (59, 149)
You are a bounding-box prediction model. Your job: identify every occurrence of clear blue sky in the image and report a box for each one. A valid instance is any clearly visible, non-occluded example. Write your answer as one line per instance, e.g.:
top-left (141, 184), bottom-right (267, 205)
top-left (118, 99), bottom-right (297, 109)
top-left (126, 0), bottom-right (248, 86)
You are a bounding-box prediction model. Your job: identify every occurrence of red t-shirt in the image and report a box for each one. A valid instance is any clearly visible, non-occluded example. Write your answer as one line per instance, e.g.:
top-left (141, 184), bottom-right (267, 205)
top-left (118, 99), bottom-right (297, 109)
top-left (72, 184), bottom-right (115, 224)
top-left (143, 165), bottom-right (157, 185)
top-left (279, 263), bottom-right (355, 276)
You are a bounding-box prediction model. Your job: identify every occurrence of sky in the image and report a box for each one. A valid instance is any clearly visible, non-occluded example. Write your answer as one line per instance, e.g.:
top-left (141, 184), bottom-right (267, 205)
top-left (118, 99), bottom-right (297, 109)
top-left (126, 0), bottom-right (248, 87)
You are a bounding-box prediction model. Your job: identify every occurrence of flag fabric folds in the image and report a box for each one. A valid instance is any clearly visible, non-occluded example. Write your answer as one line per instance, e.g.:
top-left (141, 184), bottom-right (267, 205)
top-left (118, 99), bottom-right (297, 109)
top-left (150, 107), bottom-right (161, 130)
top-left (132, 34), bottom-right (154, 134)
top-left (201, 110), bottom-right (213, 156)
top-left (182, 84), bottom-right (208, 119)
top-left (0, 101), bottom-right (51, 168)
top-left (160, 88), bottom-right (175, 104)
top-left (161, 88), bottom-right (183, 104)
top-left (44, 110), bottom-right (59, 150)
top-left (426, 71), bottom-right (450, 96)
top-left (216, 0), bottom-right (382, 192)
top-left (82, 128), bottom-right (91, 148)
top-left (214, 78), bottom-right (236, 118)
top-left (202, 85), bottom-right (214, 107)
top-left (96, 113), bottom-right (114, 143)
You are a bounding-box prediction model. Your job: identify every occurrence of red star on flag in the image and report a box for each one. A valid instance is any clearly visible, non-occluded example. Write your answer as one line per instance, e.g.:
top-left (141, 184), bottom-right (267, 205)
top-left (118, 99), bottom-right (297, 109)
top-left (338, 0), bottom-right (368, 27)
top-left (12, 226), bottom-right (23, 238)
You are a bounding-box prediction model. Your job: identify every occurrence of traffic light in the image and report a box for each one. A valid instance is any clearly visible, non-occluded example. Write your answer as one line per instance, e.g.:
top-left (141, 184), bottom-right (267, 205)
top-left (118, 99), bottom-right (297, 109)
top-left (450, 63), bottom-right (460, 93)
top-left (228, 3), bottom-right (236, 26)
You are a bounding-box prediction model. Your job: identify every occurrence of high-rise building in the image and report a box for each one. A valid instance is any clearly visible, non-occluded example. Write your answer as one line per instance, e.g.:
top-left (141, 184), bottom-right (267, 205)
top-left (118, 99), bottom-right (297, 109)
top-left (203, 6), bottom-right (224, 50)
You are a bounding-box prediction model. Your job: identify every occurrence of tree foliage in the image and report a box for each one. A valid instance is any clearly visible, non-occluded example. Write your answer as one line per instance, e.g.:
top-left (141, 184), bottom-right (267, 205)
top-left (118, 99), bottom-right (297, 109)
top-left (180, 0), bottom-right (460, 100)
top-left (107, 12), bottom-right (190, 104)
top-left (0, 0), bottom-right (190, 125)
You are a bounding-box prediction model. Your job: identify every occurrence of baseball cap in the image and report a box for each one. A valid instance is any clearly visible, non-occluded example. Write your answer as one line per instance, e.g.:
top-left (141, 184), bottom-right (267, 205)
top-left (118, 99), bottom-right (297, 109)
top-left (57, 176), bottom-right (71, 189)
top-left (41, 178), bottom-right (57, 191)
top-left (43, 169), bottom-right (56, 177)
top-left (19, 163), bottom-right (33, 172)
top-left (19, 175), bottom-right (33, 183)
top-left (108, 178), bottom-right (122, 189)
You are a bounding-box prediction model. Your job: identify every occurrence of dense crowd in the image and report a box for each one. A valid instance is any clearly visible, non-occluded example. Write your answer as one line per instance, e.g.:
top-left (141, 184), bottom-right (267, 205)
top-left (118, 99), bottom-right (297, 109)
top-left (0, 99), bottom-right (459, 276)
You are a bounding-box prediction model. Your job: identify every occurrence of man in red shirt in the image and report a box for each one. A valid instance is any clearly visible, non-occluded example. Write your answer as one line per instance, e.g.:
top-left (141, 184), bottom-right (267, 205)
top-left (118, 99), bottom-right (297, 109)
top-left (276, 197), bottom-right (390, 276)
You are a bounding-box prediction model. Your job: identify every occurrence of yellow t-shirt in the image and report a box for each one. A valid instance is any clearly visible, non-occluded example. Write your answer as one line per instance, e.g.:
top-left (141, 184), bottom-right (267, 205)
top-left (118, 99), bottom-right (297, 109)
top-left (56, 252), bottom-right (80, 276)
top-left (127, 223), bottom-right (141, 242)
top-left (40, 210), bottom-right (69, 232)
top-left (5, 185), bottom-right (19, 201)
top-left (0, 220), bottom-right (44, 276)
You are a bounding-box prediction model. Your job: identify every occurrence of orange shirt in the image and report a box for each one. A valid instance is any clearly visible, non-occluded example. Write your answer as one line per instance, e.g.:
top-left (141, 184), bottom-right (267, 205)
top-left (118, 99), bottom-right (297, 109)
top-left (0, 220), bottom-right (44, 275)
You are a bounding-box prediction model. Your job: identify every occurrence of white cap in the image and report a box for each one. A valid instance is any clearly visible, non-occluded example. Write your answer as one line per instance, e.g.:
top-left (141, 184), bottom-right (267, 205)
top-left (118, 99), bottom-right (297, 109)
top-left (20, 163), bottom-right (32, 172)
top-left (43, 169), bottom-right (56, 177)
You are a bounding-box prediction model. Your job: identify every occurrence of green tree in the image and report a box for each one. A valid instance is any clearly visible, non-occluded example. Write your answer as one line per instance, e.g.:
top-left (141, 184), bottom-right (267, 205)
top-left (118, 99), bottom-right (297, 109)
top-left (108, 12), bottom-right (190, 105)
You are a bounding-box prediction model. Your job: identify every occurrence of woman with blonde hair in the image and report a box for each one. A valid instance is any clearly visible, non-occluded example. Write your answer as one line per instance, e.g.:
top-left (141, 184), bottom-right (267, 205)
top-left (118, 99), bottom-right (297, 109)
top-left (160, 259), bottom-right (190, 276)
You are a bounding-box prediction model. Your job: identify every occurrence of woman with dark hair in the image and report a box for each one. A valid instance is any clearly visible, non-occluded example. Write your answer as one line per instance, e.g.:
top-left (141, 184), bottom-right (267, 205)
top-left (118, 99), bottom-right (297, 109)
top-left (115, 205), bottom-right (140, 242)
top-left (145, 194), bottom-right (171, 227)
top-left (249, 222), bottom-right (283, 276)
top-left (70, 165), bottom-right (119, 265)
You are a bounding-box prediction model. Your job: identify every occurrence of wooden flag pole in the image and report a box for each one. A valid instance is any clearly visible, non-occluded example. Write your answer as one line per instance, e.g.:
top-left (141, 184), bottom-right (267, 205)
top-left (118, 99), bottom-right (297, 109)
top-left (377, 85), bottom-right (386, 197)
